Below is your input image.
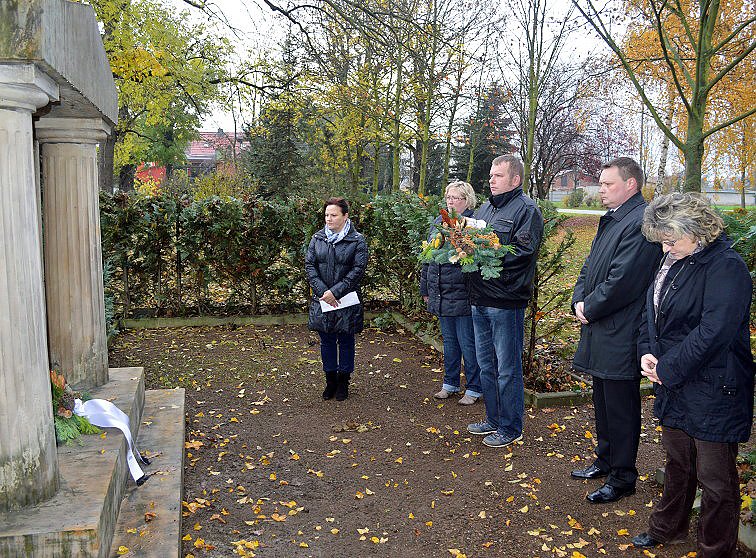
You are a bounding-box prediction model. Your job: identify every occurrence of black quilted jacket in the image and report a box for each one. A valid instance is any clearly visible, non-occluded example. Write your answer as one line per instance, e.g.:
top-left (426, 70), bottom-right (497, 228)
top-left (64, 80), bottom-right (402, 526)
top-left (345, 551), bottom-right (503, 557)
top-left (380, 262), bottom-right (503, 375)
top-left (305, 226), bottom-right (368, 334)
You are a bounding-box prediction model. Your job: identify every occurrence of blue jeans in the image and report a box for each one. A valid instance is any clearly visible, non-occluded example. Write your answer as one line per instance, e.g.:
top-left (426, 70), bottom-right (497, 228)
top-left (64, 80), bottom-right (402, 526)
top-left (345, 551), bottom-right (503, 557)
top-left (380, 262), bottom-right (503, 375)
top-left (472, 305), bottom-right (525, 438)
top-left (318, 332), bottom-right (355, 374)
top-left (439, 315), bottom-right (482, 397)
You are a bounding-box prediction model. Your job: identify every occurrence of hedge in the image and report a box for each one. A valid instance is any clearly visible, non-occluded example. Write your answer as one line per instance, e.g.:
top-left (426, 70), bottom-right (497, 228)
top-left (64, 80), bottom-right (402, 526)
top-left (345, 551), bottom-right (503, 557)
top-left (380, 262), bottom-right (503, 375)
top-left (100, 190), bottom-right (437, 319)
top-left (100, 191), bottom-right (756, 328)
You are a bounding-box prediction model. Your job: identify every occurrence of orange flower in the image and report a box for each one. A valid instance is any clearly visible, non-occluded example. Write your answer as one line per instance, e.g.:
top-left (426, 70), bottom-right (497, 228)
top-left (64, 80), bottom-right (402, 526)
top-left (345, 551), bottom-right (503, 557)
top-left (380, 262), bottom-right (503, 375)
top-left (57, 406), bottom-right (72, 419)
top-left (50, 370), bottom-right (66, 390)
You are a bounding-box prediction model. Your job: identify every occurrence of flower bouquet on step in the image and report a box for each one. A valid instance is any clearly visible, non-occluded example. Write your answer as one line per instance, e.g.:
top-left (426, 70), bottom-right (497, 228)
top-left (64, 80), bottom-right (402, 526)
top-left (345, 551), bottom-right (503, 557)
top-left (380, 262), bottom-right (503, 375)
top-left (418, 209), bottom-right (514, 280)
top-left (50, 370), bottom-right (100, 444)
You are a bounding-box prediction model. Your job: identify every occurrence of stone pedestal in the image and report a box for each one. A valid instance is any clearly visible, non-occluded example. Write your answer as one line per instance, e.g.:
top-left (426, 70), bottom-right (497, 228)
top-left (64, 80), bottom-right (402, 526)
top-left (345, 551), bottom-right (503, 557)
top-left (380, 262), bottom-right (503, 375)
top-left (37, 118), bottom-right (111, 388)
top-left (0, 73), bottom-right (60, 511)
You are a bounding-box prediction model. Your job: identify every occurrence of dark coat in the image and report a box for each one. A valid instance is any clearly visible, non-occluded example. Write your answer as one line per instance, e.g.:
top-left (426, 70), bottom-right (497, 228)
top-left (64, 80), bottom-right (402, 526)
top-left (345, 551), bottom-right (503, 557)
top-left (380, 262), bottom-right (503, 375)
top-left (572, 192), bottom-right (662, 380)
top-left (467, 189), bottom-right (543, 309)
top-left (638, 236), bottom-right (754, 443)
top-left (420, 209), bottom-right (474, 317)
top-left (305, 225), bottom-right (368, 334)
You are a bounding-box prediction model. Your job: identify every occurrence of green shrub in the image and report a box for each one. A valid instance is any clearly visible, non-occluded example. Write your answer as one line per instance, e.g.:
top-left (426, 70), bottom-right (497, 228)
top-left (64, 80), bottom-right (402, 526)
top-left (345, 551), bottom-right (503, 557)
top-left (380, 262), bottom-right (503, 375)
top-left (722, 208), bottom-right (756, 324)
top-left (191, 168), bottom-right (254, 200)
top-left (357, 192), bottom-right (438, 310)
top-left (103, 258), bottom-right (119, 340)
top-left (583, 194), bottom-right (598, 208)
top-left (564, 188), bottom-right (585, 208)
top-left (523, 200), bottom-right (577, 390)
top-left (100, 189), bottom-right (436, 318)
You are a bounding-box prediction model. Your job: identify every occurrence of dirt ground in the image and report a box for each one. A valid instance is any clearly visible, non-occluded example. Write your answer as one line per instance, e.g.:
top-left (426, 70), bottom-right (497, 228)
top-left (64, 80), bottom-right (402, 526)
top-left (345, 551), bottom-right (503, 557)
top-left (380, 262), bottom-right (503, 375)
top-left (109, 323), bottom-right (754, 558)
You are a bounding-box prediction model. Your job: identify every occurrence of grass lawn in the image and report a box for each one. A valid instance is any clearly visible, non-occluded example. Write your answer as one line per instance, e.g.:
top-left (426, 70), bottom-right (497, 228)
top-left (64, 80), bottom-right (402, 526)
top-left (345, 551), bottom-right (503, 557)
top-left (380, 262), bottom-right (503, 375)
top-left (531, 214), bottom-right (599, 365)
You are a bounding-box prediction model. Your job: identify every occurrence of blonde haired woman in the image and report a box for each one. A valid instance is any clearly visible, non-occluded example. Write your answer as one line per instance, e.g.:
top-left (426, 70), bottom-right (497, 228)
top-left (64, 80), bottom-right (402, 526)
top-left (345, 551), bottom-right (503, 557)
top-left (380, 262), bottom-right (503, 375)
top-left (420, 181), bottom-right (481, 405)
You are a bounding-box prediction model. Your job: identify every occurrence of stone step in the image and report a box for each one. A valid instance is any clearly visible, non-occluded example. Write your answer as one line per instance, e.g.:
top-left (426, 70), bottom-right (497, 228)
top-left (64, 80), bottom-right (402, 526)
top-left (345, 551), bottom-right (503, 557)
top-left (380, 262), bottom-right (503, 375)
top-left (110, 388), bottom-right (185, 558)
top-left (0, 367), bottom-right (145, 558)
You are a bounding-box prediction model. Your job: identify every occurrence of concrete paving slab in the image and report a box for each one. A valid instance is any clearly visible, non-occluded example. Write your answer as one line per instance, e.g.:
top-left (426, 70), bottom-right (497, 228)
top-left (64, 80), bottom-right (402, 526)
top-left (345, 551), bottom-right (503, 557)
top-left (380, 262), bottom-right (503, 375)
top-left (110, 389), bottom-right (185, 558)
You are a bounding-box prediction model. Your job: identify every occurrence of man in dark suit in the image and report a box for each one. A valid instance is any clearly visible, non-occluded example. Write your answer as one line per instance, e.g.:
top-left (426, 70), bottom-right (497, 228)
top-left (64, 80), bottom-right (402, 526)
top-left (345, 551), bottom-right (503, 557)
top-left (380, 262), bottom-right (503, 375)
top-left (570, 157), bottom-right (662, 503)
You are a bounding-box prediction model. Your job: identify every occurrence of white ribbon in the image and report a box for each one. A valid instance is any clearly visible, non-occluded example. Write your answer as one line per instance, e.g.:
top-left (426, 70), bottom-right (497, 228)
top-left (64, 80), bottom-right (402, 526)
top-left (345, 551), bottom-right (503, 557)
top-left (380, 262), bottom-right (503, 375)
top-left (74, 398), bottom-right (150, 484)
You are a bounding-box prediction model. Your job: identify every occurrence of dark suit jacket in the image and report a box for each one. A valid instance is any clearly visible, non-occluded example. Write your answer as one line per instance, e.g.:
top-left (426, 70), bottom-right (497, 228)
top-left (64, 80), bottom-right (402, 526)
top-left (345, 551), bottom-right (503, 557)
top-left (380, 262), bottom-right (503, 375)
top-left (572, 192), bottom-right (662, 380)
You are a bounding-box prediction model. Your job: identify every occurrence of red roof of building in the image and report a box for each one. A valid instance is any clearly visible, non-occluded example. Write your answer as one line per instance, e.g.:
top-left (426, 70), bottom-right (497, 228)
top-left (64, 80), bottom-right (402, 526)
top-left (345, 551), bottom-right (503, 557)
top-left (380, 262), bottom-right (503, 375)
top-left (186, 129), bottom-right (249, 161)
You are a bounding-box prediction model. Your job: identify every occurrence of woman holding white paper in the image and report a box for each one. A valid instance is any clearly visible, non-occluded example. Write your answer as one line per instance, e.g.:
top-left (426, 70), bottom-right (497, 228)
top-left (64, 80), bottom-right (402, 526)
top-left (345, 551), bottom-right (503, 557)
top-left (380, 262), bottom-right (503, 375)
top-left (306, 197), bottom-right (368, 401)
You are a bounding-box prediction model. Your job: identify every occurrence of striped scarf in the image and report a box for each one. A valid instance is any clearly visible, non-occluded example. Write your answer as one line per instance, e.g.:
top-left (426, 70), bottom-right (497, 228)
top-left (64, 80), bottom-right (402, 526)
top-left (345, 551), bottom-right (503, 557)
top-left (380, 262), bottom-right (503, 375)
top-left (325, 218), bottom-right (351, 244)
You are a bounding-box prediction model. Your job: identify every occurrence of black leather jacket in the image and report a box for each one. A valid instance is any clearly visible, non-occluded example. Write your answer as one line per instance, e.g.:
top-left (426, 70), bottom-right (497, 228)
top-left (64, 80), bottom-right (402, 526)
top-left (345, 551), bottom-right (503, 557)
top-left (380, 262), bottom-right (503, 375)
top-left (467, 189), bottom-right (543, 309)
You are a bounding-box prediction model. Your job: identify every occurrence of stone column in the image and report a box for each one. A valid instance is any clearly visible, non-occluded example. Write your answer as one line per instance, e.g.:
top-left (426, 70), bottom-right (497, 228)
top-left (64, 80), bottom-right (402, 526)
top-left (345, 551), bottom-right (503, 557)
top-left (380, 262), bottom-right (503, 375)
top-left (36, 118), bottom-right (111, 389)
top-left (0, 67), bottom-right (59, 511)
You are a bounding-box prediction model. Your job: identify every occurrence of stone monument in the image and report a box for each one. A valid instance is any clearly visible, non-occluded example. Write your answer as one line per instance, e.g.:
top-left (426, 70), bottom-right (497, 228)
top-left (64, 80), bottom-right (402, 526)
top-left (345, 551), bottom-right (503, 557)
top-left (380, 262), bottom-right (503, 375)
top-left (0, 0), bottom-right (116, 515)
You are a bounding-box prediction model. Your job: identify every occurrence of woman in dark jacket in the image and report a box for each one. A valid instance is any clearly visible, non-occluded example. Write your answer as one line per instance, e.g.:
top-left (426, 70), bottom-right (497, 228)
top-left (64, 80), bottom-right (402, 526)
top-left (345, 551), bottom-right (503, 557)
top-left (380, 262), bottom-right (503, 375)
top-left (420, 180), bottom-right (481, 405)
top-left (306, 197), bottom-right (368, 401)
top-left (632, 193), bottom-right (754, 557)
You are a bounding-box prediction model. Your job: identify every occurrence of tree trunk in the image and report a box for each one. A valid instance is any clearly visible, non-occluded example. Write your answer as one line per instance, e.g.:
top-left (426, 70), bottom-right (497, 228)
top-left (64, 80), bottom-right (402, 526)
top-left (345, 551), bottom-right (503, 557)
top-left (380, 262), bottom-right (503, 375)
top-left (639, 102), bottom-right (646, 175)
top-left (535, 174), bottom-right (548, 200)
top-left (466, 128), bottom-right (475, 185)
top-left (418, 15), bottom-right (438, 197)
top-left (682, 113), bottom-right (705, 192)
top-left (740, 157), bottom-right (747, 209)
top-left (392, 44), bottom-right (404, 192)
top-left (412, 141), bottom-right (421, 192)
top-left (443, 102), bottom-right (457, 188)
top-left (372, 142), bottom-right (381, 195)
top-left (523, 80), bottom-right (538, 193)
top-left (99, 136), bottom-right (116, 192)
top-left (119, 163), bottom-right (136, 192)
top-left (655, 101), bottom-right (675, 196)
top-left (443, 65), bottom-right (462, 188)
top-left (521, 1), bottom-right (541, 194)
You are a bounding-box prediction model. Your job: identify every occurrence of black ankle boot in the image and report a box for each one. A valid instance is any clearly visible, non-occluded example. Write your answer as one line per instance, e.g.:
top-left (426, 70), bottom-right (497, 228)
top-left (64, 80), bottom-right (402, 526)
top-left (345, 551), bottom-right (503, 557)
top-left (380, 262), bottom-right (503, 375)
top-left (335, 373), bottom-right (350, 401)
top-left (322, 371), bottom-right (338, 400)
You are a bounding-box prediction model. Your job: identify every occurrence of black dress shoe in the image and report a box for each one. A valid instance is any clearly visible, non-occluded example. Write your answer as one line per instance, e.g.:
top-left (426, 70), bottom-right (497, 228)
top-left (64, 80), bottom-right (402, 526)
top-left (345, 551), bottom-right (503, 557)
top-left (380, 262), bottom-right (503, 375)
top-left (632, 533), bottom-right (661, 548)
top-left (586, 483), bottom-right (635, 503)
top-left (570, 464), bottom-right (608, 480)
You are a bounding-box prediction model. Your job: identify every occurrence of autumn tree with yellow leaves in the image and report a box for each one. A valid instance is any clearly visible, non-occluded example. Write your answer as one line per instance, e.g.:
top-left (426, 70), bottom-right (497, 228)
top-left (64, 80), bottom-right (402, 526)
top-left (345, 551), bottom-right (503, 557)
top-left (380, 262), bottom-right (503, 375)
top-left (574, 0), bottom-right (756, 192)
top-left (90, 0), bottom-right (231, 191)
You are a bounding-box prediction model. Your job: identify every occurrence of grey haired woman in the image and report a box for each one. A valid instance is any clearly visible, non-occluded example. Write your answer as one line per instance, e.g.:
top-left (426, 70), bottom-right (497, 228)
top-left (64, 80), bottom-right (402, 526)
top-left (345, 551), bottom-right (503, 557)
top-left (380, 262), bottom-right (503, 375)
top-left (632, 193), bottom-right (753, 557)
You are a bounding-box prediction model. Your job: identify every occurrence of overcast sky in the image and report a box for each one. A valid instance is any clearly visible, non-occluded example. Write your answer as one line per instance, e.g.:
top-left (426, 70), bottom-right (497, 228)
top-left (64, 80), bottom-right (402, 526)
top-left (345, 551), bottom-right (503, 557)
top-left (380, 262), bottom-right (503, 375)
top-left (172, 0), bottom-right (616, 132)
top-left (171, 0), bottom-right (663, 171)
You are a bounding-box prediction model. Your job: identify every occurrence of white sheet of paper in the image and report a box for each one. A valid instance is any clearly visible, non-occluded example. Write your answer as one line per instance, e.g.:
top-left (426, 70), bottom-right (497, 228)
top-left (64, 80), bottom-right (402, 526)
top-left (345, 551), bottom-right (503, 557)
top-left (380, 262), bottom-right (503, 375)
top-left (320, 291), bottom-right (360, 312)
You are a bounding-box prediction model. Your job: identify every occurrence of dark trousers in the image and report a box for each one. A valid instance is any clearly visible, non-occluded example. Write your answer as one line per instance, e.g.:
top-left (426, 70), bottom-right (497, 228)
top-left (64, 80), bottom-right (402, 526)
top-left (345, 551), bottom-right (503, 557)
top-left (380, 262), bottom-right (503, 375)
top-left (648, 427), bottom-right (740, 558)
top-left (592, 377), bottom-right (641, 489)
top-left (318, 332), bottom-right (355, 374)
